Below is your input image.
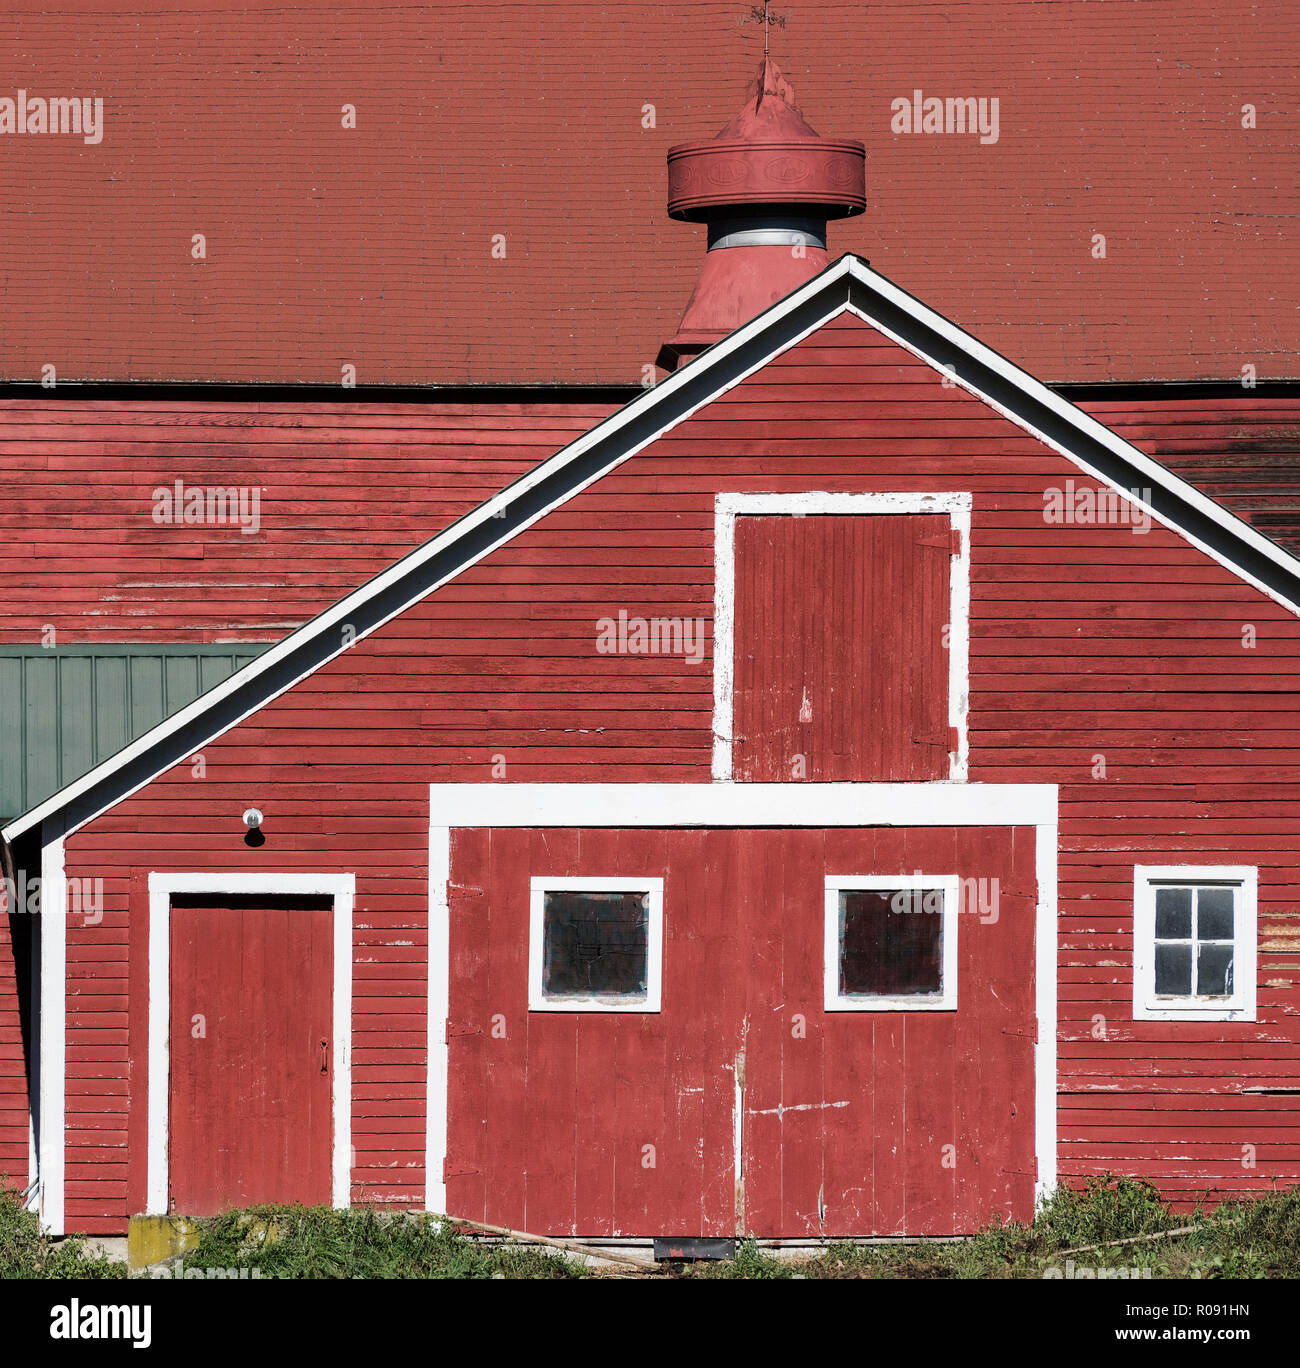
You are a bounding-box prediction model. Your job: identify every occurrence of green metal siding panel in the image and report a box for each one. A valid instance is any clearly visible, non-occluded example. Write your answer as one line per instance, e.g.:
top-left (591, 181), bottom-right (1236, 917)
top-left (24, 655), bottom-right (58, 814)
top-left (128, 655), bottom-right (164, 742)
top-left (164, 654), bottom-right (201, 713)
top-left (95, 656), bottom-right (130, 761)
top-left (60, 656), bottom-right (95, 789)
top-left (0, 657), bottom-right (23, 820)
top-left (0, 645), bottom-right (270, 824)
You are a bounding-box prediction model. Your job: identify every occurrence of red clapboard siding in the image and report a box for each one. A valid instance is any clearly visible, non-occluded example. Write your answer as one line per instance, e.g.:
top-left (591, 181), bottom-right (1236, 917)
top-left (3, 393), bottom-right (1299, 647)
top-left (0, 400), bottom-right (615, 643)
top-left (733, 513), bottom-right (951, 781)
top-left (49, 311), bottom-right (1300, 1232)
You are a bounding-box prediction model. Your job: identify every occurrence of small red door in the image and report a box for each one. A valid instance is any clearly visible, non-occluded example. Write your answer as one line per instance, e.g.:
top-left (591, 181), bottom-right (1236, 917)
top-left (168, 895), bottom-right (334, 1215)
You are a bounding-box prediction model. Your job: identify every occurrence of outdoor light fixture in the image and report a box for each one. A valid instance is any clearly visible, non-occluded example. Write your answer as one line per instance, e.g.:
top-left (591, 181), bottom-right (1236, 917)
top-left (242, 808), bottom-right (263, 829)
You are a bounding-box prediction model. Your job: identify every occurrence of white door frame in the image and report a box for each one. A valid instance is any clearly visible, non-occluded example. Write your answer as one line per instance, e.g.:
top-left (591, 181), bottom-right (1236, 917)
top-left (712, 491), bottom-right (973, 782)
top-left (427, 781), bottom-right (1058, 1219)
top-left (145, 871), bottom-right (355, 1215)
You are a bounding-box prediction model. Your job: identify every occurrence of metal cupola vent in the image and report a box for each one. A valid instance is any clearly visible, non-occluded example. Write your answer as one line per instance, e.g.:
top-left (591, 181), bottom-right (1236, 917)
top-left (657, 57), bottom-right (866, 372)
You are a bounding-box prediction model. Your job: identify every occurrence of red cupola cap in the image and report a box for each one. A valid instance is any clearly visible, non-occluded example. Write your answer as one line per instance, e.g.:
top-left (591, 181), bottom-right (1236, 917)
top-left (657, 58), bottom-right (866, 371)
top-left (665, 59), bottom-right (866, 224)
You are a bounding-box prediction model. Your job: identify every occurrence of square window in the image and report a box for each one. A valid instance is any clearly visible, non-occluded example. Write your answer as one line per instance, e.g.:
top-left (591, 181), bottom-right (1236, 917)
top-left (825, 876), bottom-right (958, 1011)
top-left (1134, 867), bottom-right (1256, 1022)
top-left (839, 889), bottom-right (944, 997)
top-left (529, 877), bottom-right (663, 1012)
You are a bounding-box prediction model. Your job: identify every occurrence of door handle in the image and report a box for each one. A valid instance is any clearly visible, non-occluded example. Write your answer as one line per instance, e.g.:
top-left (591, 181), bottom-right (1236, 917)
top-left (320, 1039), bottom-right (329, 1075)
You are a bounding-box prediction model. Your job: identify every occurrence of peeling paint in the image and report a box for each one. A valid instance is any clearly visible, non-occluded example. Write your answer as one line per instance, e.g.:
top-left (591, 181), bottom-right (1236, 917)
top-left (733, 1017), bottom-right (749, 1237)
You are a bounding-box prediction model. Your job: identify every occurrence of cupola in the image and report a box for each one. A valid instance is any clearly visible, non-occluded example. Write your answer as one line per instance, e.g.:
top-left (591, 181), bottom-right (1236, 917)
top-left (657, 58), bottom-right (866, 371)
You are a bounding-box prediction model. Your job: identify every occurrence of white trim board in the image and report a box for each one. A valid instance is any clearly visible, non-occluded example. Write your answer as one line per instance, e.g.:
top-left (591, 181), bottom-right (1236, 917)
top-left (712, 491), bottom-right (970, 782)
top-left (37, 817), bottom-right (66, 1234)
top-left (426, 781), bottom-right (1060, 1217)
top-left (145, 872), bottom-right (355, 1217)
top-left (8, 255), bottom-right (1300, 848)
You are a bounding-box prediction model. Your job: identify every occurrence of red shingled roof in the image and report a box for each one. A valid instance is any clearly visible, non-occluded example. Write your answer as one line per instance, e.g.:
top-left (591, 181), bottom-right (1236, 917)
top-left (1, 0), bottom-right (1295, 385)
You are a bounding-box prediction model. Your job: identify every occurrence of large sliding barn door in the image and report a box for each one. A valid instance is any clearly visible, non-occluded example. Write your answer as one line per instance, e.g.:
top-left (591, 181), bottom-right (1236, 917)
top-left (445, 825), bottom-right (1036, 1239)
top-left (168, 895), bottom-right (334, 1215)
top-left (732, 513), bottom-right (953, 781)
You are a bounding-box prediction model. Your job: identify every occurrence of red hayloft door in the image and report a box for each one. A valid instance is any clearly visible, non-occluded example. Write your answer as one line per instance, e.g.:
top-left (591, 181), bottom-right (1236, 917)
top-left (446, 825), bottom-right (1036, 1238)
top-left (732, 513), bottom-right (953, 781)
top-left (168, 896), bottom-right (334, 1215)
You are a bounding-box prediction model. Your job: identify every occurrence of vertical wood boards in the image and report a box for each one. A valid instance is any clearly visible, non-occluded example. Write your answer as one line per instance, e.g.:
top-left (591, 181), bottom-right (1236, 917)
top-left (447, 823), bottom-right (1036, 1237)
top-left (167, 896), bottom-right (333, 1215)
top-left (732, 513), bottom-right (951, 782)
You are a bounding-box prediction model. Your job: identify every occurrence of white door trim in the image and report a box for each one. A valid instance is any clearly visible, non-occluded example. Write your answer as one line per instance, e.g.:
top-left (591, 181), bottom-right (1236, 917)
top-left (426, 781), bottom-right (1058, 1218)
top-left (37, 816), bottom-right (66, 1233)
top-left (711, 491), bottom-right (972, 782)
top-left (145, 871), bottom-right (355, 1216)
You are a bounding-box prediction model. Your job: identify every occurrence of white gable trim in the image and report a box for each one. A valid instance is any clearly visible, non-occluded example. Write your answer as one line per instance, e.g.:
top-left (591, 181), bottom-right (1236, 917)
top-left (7, 254), bottom-right (1300, 845)
top-left (840, 292), bottom-right (1300, 617)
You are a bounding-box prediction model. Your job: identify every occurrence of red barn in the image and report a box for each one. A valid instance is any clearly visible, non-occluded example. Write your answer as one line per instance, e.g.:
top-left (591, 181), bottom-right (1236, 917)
top-left (1, 36), bottom-right (1299, 1245)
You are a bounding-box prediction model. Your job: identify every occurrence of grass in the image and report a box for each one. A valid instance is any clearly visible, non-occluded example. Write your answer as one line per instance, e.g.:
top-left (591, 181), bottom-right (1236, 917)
top-left (179, 1207), bottom-right (584, 1280)
top-left (0, 1178), bottom-right (126, 1280)
top-left (778, 1176), bottom-right (1300, 1280)
top-left (677, 1176), bottom-right (1300, 1279)
top-left (3, 1174), bottom-right (1299, 1278)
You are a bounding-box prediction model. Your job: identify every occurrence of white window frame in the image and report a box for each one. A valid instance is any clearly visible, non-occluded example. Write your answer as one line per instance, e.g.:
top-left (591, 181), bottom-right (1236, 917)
top-left (1133, 865), bottom-right (1257, 1022)
top-left (528, 876), bottom-right (664, 1013)
top-left (824, 873), bottom-right (960, 1012)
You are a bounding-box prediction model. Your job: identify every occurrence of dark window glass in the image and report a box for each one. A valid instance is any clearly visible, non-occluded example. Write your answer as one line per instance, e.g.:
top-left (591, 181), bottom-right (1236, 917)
top-left (839, 889), bottom-right (943, 997)
top-left (1197, 943), bottom-right (1234, 996)
top-left (1154, 887), bottom-right (1192, 939)
top-left (1154, 942), bottom-right (1193, 996)
top-left (1197, 888), bottom-right (1234, 940)
top-left (542, 890), bottom-right (649, 999)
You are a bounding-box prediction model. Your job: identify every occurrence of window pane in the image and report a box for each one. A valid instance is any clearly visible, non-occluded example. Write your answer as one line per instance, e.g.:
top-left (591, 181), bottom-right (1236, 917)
top-left (1197, 888), bottom-right (1235, 941)
top-left (542, 890), bottom-right (649, 998)
top-left (839, 889), bottom-right (943, 997)
top-left (1154, 942), bottom-right (1192, 996)
top-left (1197, 943), bottom-right (1234, 997)
top-left (1154, 887), bottom-right (1192, 939)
